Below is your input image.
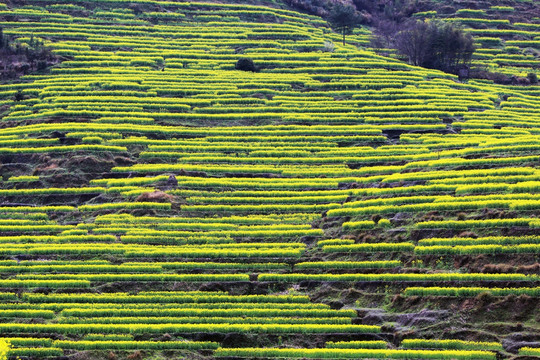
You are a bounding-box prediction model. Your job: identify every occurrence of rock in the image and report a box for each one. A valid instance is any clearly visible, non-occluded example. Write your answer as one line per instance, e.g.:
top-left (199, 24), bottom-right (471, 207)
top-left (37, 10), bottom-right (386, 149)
top-left (396, 309), bottom-right (450, 327)
top-left (167, 175), bottom-right (178, 188)
top-left (356, 308), bottom-right (391, 325)
top-left (338, 182), bottom-right (358, 190)
top-left (328, 300), bottom-right (344, 310)
top-left (390, 212), bottom-right (412, 226)
top-left (50, 131), bottom-right (65, 139)
top-left (322, 220), bottom-right (342, 229)
top-left (135, 191), bottom-right (174, 203)
top-left (300, 235), bottom-right (317, 245)
top-left (160, 333), bottom-right (173, 341)
top-left (114, 156), bottom-right (136, 166)
top-left (386, 227), bottom-right (407, 234)
top-left (503, 340), bottom-right (540, 353)
top-left (65, 155), bottom-right (114, 174)
top-left (362, 310), bottom-right (386, 325)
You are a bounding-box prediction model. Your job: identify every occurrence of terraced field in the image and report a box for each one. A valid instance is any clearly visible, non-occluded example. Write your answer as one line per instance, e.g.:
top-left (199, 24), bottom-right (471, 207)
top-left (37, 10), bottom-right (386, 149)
top-left (0, 0), bottom-right (539, 359)
top-left (410, 2), bottom-right (540, 80)
top-left (408, 1), bottom-right (540, 85)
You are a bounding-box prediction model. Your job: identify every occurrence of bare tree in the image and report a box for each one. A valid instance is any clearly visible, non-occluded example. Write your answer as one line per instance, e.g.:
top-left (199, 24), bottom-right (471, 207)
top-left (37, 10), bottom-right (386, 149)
top-left (395, 21), bottom-right (432, 66)
top-left (395, 20), bottom-right (475, 74)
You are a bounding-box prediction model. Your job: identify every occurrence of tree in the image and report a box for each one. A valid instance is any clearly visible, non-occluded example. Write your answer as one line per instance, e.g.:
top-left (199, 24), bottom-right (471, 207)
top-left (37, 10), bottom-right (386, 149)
top-left (395, 20), bottom-right (475, 74)
top-left (327, 3), bottom-right (361, 45)
top-left (528, 72), bottom-right (538, 84)
top-left (395, 20), bottom-right (432, 67)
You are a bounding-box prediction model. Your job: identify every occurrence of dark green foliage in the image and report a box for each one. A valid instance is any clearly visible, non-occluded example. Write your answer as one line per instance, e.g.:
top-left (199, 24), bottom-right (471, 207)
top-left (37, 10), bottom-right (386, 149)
top-left (327, 3), bottom-right (361, 45)
top-left (14, 90), bottom-right (24, 102)
top-left (235, 57), bottom-right (258, 72)
top-left (0, 27), bottom-right (8, 50)
top-left (395, 20), bottom-right (475, 74)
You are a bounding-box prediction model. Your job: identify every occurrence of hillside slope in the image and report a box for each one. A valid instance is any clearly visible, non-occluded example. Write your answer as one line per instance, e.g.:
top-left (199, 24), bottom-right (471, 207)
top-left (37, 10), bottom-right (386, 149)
top-left (0, 1), bottom-right (539, 359)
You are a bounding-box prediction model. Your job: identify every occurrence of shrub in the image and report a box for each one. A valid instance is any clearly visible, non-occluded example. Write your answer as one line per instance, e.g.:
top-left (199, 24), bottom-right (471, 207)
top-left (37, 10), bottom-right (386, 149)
top-left (323, 40), bottom-right (335, 52)
top-left (235, 58), bottom-right (257, 72)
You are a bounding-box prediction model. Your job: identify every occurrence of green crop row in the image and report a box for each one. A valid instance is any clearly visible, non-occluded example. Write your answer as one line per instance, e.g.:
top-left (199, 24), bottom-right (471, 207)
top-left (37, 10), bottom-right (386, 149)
top-left (0, 280), bottom-right (90, 288)
top-left (8, 347), bottom-right (63, 357)
top-left (0, 145), bottom-right (127, 153)
top-left (60, 316), bottom-right (352, 325)
top-left (78, 202), bottom-right (171, 211)
top-left (0, 337), bottom-right (52, 347)
top-left (180, 204), bottom-right (341, 214)
top-left (415, 218), bottom-right (535, 229)
top-left (0, 265), bottom-right (163, 274)
top-left (382, 167), bottom-right (536, 183)
top-left (326, 341), bottom-right (388, 349)
top-left (0, 323), bottom-right (380, 335)
top-left (295, 261), bottom-right (401, 270)
top-left (53, 340), bottom-right (218, 350)
top-left (119, 248), bottom-right (305, 257)
top-left (0, 235), bottom-right (115, 243)
top-left (0, 225), bottom-right (75, 233)
top-left (185, 195), bottom-right (347, 205)
top-left (328, 198), bottom-right (540, 218)
top-left (0, 187), bottom-right (105, 196)
top-left (59, 307), bottom-right (356, 318)
top-left (417, 236), bottom-right (540, 246)
top-left (3, 301), bottom-right (330, 311)
top-left (126, 262), bottom-right (289, 271)
top-left (258, 273), bottom-right (537, 282)
top-left (322, 243), bottom-right (415, 253)
top-left (16, 274), bottom-right (250, 282)
top-left (519, 348), bottom-right (540, 356)
top-left (401, 339), bottom-right (503, 351)
top-left (82, 334), bottom-right (133, 341)
top-left (0, 213), bottom-right (49, 220)
top-left (414, 244), bottom-right (540, 255)
top-left (0, 310), bottom-right (54, 319)
top-left (0, 243), bottom-right (304, 257)
top-left (403, 287), bottom-right (540, 297)
top-left (317, 239), bottom-right (355, 247)
top-left (342, 221), bottom-right (376, 230)
top-left (214, 347), bottom-right (495, 359)
top-left (22, 292), bottom-right (312, 304)
top-left (0, 206), bottom-right (75, 212)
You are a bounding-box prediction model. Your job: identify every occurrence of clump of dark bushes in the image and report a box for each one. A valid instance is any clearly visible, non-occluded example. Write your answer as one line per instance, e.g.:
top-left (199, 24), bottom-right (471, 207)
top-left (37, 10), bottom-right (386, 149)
top-left (235, 58), bottom-right (258, 72)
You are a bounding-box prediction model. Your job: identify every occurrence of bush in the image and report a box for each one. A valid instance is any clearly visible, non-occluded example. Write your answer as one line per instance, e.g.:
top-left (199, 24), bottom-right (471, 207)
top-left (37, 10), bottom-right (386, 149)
top-left (505, 46), bottom-right (521, 54)
top-left (235, 58), bottom-right (257, 72)
top-left (323, 40), bottom-right (335, 52)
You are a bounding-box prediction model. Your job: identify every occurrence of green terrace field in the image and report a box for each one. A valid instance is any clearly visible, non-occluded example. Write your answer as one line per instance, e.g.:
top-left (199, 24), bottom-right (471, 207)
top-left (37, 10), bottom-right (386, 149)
top-left (0, 0), bottom-right (539, 359)
top-left (409, 1), bottom-right (540, 80)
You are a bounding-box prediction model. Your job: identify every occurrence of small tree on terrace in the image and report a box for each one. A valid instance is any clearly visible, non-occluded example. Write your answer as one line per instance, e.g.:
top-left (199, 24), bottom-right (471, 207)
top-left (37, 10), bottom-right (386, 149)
top-left (327, 3), bottom-right (361, 45)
